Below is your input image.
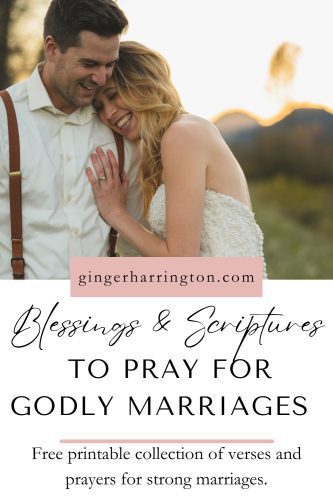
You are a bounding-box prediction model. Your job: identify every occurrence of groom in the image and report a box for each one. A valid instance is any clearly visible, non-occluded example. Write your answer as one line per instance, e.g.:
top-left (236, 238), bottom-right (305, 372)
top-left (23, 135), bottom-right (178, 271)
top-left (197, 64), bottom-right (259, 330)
top-left (0, 0), bottom-right (142, 279)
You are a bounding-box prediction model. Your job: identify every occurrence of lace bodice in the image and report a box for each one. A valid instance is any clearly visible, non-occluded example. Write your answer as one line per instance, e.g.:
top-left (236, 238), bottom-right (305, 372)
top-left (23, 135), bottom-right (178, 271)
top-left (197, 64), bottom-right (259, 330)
top-left (148, 185), bottom-right (267, 275)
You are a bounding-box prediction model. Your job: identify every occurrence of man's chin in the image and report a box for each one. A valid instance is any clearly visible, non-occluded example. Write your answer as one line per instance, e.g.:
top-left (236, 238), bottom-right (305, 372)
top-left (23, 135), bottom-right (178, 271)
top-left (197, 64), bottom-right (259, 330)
top-left (77, 85), bottom-right (98, 105)
top-left (74, 95), bottom-right (95, 109)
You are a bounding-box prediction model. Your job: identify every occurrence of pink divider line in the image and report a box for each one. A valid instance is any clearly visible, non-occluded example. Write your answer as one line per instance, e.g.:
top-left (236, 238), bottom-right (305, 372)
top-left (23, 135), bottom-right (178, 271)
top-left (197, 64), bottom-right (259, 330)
top-left (70, 257), bottom-right (263, 297)
top-left (60, 439), bottom-right (274, 444)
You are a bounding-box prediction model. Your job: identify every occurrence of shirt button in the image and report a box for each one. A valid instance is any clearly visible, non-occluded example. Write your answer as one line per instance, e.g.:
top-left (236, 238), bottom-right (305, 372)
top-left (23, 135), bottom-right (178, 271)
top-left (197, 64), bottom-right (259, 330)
top-left (66, 154), bottom-right (72, 162)
top-left (71, 227), bottom-right (80, 236)
top-left (66, 194), bottom-right (72, 203)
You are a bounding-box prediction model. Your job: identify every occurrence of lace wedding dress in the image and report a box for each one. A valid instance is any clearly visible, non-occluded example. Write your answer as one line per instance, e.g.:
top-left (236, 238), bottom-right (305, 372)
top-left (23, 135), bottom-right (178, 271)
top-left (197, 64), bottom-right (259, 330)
top-left (148, 184), bottom-right (267, 276)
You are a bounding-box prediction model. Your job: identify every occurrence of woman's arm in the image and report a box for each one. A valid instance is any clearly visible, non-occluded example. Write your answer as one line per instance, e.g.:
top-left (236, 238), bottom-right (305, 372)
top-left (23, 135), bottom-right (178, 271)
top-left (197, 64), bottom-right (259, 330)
top-left (86, 122), bottom-right (208, 256)
top-left (160, 120), bottom-right (207, 255)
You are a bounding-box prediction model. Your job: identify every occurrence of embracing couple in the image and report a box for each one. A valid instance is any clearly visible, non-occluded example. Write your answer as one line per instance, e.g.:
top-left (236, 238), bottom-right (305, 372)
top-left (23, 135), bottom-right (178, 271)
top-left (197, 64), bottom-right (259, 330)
top-left (0, 0), bottom-right (266, 279)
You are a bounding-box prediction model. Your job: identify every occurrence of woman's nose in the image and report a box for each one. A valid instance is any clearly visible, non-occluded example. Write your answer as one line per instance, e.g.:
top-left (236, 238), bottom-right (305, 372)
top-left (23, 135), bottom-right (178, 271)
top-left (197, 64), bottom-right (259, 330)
top-left (104, 102), bottom-right (118, 120)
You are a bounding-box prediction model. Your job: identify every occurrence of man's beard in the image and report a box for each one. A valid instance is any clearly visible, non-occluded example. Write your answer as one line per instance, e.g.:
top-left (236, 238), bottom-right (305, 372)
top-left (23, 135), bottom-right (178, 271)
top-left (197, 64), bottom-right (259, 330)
top-left (53, 78), bottom-right (96, 110)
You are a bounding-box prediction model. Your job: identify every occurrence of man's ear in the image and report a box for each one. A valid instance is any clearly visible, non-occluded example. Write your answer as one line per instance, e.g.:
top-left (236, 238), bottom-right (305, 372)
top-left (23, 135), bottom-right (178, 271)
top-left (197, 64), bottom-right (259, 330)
top-left (44, 36), bottom-right (60, 62)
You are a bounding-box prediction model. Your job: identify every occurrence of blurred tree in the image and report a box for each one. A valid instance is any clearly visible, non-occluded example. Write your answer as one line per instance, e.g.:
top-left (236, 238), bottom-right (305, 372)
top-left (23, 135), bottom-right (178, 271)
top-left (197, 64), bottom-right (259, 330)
top-left (267, 42), bottom-right (301, 107)
top-left (0, 0), bottom-right (16, 88)
top-left (0, 0), bottom-right (46, 89)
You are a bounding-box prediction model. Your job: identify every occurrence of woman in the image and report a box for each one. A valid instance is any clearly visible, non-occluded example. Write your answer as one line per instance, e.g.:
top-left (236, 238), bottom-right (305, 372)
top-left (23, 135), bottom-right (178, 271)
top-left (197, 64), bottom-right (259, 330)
top-left (87, 41), bottom-right (266, 268)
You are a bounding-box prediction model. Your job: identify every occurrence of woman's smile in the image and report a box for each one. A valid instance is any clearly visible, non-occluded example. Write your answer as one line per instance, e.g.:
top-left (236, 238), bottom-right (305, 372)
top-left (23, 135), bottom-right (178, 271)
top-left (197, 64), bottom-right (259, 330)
top-left (115, 112), bottom-right (132, 130)
top-left (93, 81), bottom-right (140, 140)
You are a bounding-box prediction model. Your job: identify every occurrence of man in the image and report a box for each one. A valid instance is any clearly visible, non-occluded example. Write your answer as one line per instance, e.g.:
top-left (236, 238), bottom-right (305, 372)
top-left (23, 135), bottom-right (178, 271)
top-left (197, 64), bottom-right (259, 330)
top-left (0, 0), bottom-right (142, 279)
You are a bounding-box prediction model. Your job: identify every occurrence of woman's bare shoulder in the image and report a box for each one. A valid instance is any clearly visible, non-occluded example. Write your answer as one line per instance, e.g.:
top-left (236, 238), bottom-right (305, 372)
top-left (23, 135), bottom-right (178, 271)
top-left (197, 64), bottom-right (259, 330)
top-left (160, 115), bottom-right (213, 178)
top-left (161, 114), bottom-right (218, 150)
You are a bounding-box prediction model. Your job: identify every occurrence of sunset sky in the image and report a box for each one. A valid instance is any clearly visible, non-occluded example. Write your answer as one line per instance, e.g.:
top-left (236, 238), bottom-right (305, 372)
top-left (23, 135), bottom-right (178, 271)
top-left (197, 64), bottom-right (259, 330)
top-left (22, 0), bottom-right (333, 119)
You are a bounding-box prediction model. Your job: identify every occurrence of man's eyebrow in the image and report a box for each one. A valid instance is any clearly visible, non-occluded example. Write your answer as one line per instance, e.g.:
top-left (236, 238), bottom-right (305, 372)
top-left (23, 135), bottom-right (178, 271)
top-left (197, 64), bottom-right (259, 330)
top-left (78, 58), bottom-right (119, 66)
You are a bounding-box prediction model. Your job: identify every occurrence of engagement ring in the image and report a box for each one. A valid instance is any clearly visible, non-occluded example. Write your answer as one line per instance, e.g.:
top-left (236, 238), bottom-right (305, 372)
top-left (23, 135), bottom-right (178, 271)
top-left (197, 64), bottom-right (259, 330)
top-left (98, 176), bottom-right (106, 181)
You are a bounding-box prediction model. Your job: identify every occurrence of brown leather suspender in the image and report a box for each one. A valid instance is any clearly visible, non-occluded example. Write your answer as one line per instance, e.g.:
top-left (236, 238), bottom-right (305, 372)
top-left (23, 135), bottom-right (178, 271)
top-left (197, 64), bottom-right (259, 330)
top-left (109, 131), bottom-right (125, 257)
top-left (0, 89), bottom-right (125, 278)
top-left (0, 90), bottom-right (25, 279)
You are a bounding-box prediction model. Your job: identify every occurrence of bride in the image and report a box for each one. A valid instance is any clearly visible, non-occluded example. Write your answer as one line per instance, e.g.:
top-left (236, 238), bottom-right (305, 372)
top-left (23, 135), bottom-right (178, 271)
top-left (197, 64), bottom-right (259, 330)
top-left (87, 41), bottom-right (266, 268)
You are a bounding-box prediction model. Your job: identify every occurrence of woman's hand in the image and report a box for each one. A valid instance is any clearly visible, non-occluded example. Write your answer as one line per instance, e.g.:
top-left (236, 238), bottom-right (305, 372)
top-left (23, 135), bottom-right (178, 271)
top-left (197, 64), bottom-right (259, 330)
top-left (86, 147), bottom-right (129, 225)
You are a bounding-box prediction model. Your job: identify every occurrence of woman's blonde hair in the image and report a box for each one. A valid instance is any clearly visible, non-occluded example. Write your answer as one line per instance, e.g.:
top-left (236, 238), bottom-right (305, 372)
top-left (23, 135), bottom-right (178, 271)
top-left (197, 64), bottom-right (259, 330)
top-left (113, 41), bottom-right (185, 215)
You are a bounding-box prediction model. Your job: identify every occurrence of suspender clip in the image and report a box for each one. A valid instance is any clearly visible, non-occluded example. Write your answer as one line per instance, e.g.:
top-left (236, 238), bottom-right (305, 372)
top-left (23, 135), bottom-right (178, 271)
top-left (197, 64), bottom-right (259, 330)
top-left (11, 256), bottom-right (25, 279)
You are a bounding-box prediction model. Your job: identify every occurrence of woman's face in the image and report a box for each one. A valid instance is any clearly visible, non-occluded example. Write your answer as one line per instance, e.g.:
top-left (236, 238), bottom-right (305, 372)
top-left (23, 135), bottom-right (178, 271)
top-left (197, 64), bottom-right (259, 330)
top-left (93, 79), bottom-right (140, 141)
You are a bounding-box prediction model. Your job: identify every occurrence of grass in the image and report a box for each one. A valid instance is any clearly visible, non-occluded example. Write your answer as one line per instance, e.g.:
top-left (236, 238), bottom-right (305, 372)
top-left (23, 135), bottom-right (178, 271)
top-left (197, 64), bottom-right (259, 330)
top-left (249, 177), bottom-right (333, 279)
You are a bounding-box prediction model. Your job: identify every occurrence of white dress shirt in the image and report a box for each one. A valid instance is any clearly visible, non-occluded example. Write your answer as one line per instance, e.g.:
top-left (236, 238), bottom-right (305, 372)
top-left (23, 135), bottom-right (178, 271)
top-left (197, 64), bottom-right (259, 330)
top-left (0, 66), bottom-right (143, 279)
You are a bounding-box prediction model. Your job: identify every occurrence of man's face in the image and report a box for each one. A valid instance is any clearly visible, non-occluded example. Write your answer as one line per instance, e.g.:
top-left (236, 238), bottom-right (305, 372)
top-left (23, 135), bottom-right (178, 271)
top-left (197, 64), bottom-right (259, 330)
top-left (46, 31), bottom-right (120, 113)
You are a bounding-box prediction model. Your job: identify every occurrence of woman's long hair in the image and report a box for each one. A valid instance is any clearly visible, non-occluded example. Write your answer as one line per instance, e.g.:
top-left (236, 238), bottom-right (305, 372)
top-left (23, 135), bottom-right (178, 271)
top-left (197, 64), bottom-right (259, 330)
top-left (113, 41), bottom-right (185, 215)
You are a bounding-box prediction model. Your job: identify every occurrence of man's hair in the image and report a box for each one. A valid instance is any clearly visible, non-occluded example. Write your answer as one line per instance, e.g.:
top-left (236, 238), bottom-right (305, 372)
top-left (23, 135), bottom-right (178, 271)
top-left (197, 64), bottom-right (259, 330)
top-left (43, 0), bottom-right (128, 52)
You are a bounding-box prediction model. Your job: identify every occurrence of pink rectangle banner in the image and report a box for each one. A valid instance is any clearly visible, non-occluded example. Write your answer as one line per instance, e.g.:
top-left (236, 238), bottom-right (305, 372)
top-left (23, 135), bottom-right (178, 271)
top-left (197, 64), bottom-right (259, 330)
top-left (70, 257), bottom-right (263, 297)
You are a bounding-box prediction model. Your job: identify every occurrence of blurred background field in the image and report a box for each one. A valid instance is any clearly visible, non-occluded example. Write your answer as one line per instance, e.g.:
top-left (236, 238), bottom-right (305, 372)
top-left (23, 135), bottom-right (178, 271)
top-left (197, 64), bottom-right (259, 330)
top-left (251, 178), bottom-right (333, 278)
top-left (1, 0), bottom-right (332, 278)
top-left (216, 106), bottom-right (333, 278)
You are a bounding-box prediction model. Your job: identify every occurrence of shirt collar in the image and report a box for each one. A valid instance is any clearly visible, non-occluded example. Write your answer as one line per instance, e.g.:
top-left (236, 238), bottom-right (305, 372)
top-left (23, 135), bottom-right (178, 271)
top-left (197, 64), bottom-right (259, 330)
top-left (26, 64), bottom-right (96, 125)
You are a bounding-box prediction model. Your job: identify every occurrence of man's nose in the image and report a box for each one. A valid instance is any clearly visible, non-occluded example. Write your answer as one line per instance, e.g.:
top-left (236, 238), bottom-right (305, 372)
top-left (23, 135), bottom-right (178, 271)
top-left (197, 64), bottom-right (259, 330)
top-left (105, 65), bottom-right (114, 80)
top-left (91, 66), bottom-right (111, 87)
